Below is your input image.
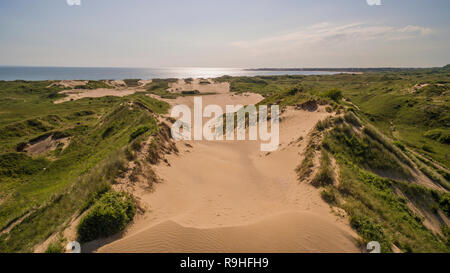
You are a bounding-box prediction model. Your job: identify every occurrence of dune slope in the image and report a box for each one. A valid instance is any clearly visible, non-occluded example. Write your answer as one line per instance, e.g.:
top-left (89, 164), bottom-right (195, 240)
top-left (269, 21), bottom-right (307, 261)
top-left (94, 94), bottom-right (360, 252)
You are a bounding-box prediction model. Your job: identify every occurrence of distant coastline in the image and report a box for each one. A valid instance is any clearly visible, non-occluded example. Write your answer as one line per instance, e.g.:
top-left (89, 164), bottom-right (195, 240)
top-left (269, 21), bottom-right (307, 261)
top-left (0, 66), bottom-right (442, 81)
top-left (0, 66), bottom-right (337, 81)
top-left (244, 67), bottom-right (432, 72)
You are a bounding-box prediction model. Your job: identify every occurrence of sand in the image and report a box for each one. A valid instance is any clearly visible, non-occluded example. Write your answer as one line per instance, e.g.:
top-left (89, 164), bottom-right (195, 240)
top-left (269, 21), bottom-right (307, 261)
top-left (24, 136), bottom-right (70, 155)
top-left (150, 92), bottom-right (264, 112)
top-left (168, 79), bottom-right (230, 94)
top-left (54, 88), bottom-right (140, 104)
top-left (99, 212), bottom-right (358, 253)
top-left (94, 95), bottom-right (360, 252)
top-left (50, 80), bottom-right (88, 88)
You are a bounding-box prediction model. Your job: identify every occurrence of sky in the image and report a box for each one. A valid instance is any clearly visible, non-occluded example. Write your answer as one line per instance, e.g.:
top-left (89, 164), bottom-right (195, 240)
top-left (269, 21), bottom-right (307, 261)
top-left (0, 0), bottom-right (449, 68)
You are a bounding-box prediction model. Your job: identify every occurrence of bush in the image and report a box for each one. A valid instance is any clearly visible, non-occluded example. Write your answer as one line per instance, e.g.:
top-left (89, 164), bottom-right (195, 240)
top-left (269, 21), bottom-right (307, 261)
top-left (422, 145), bottom-right (434, 153)
top-left (424, 129), bottom-right (450, 144)
top-left (393, 141), bottom-right (405, 151)
top-left (439, 193), bottom-right (450, 217)
top-left (123, 79), bottom-right (141, 87)
top-left (323, 89), bottom-right (343, 102)
top-left (311, 149), bottom-right (334, 187)
top-left (45, 241), bottom-right (65, 253)
top-left (75, 81), bottom-right (112, 90)
top-left (315, 118), bottom-right (332, 131)
top-left (181, 90), bottom-right (200, 95)
top-left (0, 153), bottom-right (49, 177)
top-left (77, 191), bottom-right (135, 242)
top-left (350, 214), bottom-right (390, 252)
top-left (344, 112), bottom-right (361, 127)
top-left (321, 188), bottom-right (337, 205)
top-left (129, 126), bottom-right (150, 142)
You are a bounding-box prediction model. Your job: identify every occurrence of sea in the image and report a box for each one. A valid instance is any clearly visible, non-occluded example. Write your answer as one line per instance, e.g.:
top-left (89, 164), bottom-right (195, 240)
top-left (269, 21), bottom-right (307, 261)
top-left (0, 66), bottom-right (337, 81)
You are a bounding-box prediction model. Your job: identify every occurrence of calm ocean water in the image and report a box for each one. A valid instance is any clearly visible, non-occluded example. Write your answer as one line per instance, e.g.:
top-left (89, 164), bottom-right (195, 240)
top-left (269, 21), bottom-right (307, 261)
top-left (0, 67), bottom-right (336, 81)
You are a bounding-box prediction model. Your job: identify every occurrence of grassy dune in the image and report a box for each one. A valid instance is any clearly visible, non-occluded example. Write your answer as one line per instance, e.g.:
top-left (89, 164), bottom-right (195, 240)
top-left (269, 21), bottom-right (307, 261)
top-left (0, 81), bottom-right (168, 252)
top-left (217, 66), bottom-right (449, 252)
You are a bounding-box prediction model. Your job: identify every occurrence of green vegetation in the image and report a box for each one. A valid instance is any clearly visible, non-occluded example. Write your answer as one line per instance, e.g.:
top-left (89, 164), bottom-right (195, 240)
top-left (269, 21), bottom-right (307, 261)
top-left (217, 68), bottom-right (450, 168)
top-left (322, 88), bottom-right (343, 102)
top-left (75, 80), bottom-right (112, 90)
top-left (123, 79), bottom-right (141, 87)
top-left (77, 191), bottom-right (135, 242)
top-left (424, 129), bottom-right (450, 144)
top-left (233, 68), bottom-right (450, 252)
top-left (129, 125), bottom-right (152, 142)
top-left (0, 81), bottom-right (169, 252)
top-left (145, 79), bottom-right (177, 99)
top-left (181, 90), bottom-right (200, 95)
top-left (440, 193), bottom-right (450, 217)
top-left (311, 148), bottom-right (334, 187)
top-left (0, 66), bottom-right (449, 252)
top-left (314, 115), bottom-right (448, 252)
top-left (45, 236), bottom-right (66, 253)
top-left (320, 187), bottom-right (338, 205)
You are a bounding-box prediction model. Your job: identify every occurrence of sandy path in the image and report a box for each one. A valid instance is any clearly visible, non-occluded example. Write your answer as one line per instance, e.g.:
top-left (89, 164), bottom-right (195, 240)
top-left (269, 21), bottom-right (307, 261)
top-left (94, 91), bottom-right (360, 252)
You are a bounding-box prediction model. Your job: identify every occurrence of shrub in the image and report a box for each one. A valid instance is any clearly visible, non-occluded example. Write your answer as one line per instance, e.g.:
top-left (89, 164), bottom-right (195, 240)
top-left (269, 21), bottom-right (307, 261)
top-left (321, 187), bottom-right (337, 205)
top-left (0, 153), bottom-right (49, 177)
top-left (393, 141), bottom-right (405, 151)
top-left (79, 182), bottom-right (111, 214)
top-left (45, 240), bottom-right (65, 253)
top-left (123, 79), bottom-right (141, 87)
top-left (311, 149), bottom-right (334, 187)
top-left (422, 145), bottom-right (434, 153)
top-left (349, 214), bottom-right (391, 252)
top-left (181, 90), bottom-right (200, 95)
top-left (344, 112), bottom-right (361, 127)
top-left (102, 125), bottom-right (116, 139)
top-left (75, 81), bottom-right (112, 90)
top-left (77, 191), bottom-right (135, 243)
top-left (442, 225), bottom-right (450, 246)
top-left (424, 129), bottom-right (450, 144)
top-left (323, 89), bottom-right (343, 102)
top-left (439, 193), bottom-right (450, 217)
top-left (129, 126), bottom-right (150, 142)
top-left (315, 118), bottom-right (332, 131)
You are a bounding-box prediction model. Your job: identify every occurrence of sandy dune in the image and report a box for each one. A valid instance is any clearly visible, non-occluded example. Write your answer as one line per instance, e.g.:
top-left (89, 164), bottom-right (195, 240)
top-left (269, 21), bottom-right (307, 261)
top-left (168, 79), bottom-right (230, 94)
top-left (49, 80), bottom-right (88, 88)
top-left (151, 91), bottom-right (263, 111)
top-left (100, 212), bottom-right (358, 253)
top-left (95, 96), bottom-right (360, 252)
top-left (54, 88), bottom-right (140, 104)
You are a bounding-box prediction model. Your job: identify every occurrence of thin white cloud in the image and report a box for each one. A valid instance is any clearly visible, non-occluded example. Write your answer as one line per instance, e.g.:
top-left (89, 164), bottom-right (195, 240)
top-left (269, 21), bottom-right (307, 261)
top-left (230, 22), bottom-right (433, 54)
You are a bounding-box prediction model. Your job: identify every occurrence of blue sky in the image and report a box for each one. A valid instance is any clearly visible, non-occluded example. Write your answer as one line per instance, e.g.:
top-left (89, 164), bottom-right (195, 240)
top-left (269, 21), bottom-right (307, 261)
top-left (0, 0), bottom-right (449, 67)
